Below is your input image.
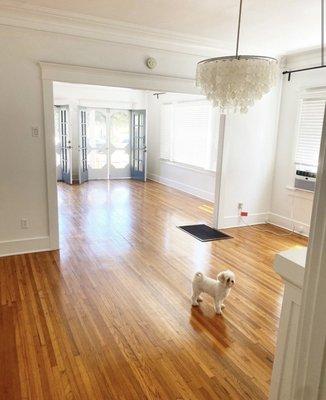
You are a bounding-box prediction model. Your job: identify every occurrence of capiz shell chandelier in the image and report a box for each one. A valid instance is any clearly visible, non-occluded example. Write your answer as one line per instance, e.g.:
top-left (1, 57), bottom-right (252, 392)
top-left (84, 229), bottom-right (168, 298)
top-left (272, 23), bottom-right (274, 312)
top-left (196, 0), bottom-right (278, 113)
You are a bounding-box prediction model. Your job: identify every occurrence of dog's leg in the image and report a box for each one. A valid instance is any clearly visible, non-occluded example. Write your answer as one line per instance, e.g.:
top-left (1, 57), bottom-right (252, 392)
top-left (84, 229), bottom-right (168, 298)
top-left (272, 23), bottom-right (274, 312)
top-left (191, 290), bottom-right (201, 306)
top-left (220, 295), bottom-right (226, 309)
top-left (214, 299), bottom-right (222, 315)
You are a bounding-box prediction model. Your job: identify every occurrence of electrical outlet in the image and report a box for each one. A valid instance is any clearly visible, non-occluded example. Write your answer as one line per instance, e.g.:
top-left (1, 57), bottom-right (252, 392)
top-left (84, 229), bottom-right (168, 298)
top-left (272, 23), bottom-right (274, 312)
top-left (21, 218), bottom-right (29, 229)
top-left (31, 126), bottom-right (39, 137)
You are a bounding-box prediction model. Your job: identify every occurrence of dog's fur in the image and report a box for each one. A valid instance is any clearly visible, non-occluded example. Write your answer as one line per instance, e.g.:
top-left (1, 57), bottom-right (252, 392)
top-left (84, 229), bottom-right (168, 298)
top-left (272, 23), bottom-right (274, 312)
top-left (191, 270), bottom-right (235, 314)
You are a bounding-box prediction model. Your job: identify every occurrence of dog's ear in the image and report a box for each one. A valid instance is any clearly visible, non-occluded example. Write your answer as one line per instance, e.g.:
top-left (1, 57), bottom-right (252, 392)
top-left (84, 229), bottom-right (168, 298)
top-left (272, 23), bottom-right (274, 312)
top-left (217, 271), bottom-right (225, 283)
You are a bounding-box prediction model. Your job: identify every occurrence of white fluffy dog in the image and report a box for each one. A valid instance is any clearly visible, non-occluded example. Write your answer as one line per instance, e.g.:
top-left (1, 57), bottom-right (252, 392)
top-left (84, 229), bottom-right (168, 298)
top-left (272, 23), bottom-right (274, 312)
top-left (191, 270), bottom-right (235, 314)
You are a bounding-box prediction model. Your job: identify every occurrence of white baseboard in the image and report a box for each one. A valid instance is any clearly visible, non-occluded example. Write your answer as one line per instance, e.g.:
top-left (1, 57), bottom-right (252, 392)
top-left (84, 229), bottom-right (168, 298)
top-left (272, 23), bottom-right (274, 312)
top-left (220, 213), bottom-right (269, 229)
top-left (0, 214), bottom-right (309, 259)
top-left (147, 173), bottom-right (214, 202)
top-left (109, 177), bottom-right (131, 180)
top-left (221, 212), bottom-right (310, 236)
top-left (146, 176), bottom-right (310, 236)
top-left (0, 236), bottom-right (51, 257)
top-left (268, 213), bottom-right (310, 237)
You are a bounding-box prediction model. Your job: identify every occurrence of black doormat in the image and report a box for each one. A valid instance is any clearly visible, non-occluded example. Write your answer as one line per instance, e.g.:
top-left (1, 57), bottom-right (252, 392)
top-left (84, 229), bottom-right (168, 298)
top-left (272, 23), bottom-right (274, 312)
top-left (178, 224), bottom-right (232, 242)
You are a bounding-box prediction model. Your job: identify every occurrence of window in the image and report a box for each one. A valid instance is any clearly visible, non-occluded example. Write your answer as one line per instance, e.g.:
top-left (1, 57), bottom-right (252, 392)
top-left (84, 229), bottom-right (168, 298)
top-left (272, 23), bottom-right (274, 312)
top-left (160, 100), bottom-right (218, 171)
top-left (295, 98), bottom-right (325, 170)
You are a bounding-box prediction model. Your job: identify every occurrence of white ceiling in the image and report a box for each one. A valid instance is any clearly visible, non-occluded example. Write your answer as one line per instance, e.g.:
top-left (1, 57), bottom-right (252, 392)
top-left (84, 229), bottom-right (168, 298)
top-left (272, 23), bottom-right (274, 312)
top-left (7, 0), bottom-right (322, 56)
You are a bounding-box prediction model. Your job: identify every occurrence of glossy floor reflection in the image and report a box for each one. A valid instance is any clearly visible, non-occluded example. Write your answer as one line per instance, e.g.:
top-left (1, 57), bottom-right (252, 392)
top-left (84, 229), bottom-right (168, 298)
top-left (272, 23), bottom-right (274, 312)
top-left (0, 180), bottom-right (307, 399)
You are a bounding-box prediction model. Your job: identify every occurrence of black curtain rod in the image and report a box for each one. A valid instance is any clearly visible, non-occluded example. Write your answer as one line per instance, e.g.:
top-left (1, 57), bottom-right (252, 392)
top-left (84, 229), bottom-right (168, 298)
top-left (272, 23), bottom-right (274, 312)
top-left (283, 65), bottom-right (326, 81)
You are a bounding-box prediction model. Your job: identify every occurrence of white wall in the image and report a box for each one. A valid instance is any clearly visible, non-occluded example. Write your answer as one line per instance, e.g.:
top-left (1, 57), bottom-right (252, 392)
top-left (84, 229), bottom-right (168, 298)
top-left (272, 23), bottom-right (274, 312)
top-left (269, 51), bottom-right (325, 236)
top-left (218, 85), bottom-right (281, 228)
top-left (146, 92), bottom-right (217, 201)
top-left (146, 87), bottom-right (282, 226)
top-left (53, 82), bottom-right (147, 180)
top-left (0, 24), bottom-right (203, 256)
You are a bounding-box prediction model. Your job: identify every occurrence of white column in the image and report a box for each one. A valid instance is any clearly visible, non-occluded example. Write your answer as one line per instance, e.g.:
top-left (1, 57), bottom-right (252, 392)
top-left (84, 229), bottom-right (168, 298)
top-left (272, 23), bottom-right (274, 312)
top-left (269, 247), bottom-right (307, 400)
top-left (213, 114), bottom-right (226, 228)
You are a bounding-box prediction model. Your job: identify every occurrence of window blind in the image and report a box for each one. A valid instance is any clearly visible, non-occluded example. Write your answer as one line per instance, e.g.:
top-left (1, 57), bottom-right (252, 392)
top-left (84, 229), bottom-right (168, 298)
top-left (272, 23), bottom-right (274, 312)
top-left (295, 98), bottom-right (325, 168)
top-left (173, 101), bottom-right (211, 168)
top-left (160, 100), bottom-right (217, 170)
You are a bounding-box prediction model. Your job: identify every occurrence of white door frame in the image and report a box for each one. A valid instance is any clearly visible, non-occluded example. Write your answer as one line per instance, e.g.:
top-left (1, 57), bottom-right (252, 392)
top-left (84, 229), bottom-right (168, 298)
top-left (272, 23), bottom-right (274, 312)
top-left (213, 114), bottom-right (226, 228)
top-left (40, 62), bottom-right (206, 249)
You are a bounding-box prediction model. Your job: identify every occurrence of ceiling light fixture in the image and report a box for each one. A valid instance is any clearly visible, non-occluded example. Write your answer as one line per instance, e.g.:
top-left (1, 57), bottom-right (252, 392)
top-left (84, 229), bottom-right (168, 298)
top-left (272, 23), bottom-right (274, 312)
top-left (196, 0), bottom-right (278, 113)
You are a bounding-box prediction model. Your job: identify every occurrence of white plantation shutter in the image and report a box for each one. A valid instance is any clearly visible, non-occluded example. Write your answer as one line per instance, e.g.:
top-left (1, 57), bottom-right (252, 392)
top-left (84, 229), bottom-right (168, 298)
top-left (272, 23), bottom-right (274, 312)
top-left (295, 98), bottom-right (325, 168)
top-left (173, 101), bottom-right (211, 168)
top-left (160, 100), bottom-right (216, 170)
top-left (160, 104), bottom-right (173, 160)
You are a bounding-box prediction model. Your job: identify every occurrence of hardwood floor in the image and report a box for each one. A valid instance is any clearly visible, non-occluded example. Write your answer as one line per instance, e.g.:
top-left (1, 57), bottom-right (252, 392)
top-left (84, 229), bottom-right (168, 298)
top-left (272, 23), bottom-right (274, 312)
top-left (0, 180), bottom-right (308, 400)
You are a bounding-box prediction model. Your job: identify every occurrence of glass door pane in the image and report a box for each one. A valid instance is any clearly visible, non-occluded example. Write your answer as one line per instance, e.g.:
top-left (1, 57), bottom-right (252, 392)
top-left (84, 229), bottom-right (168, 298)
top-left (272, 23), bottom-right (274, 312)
top-left (109, 110), bottom-right (131, 179)
top-left (79, 108), bottom-right (89, 184)
top-left (131, 110), bottom-right (146, 181)
top-left (87, 108), bottom-right (109, 180)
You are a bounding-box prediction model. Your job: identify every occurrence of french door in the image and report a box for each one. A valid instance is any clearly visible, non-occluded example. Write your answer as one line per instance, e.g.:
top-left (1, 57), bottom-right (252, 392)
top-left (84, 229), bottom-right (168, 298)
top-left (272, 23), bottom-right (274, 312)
top-left (76, 107), bottom-right (144, 182)
top-left (79, 108), bottom-right (88, 184)
top-left (85, 108), bottom-right (109, 180)
top-left (55, 106), bottom-right (72, 184)
top-left (131, 110), bottom-right (147, 181)
top-left (109, 109), bottom-right (131, 179)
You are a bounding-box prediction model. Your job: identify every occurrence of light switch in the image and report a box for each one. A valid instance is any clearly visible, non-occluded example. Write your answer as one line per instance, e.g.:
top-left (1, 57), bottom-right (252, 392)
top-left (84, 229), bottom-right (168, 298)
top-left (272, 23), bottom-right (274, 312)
top-left (31, 126), bottom-right (39, 137)
top-left (21, 218), bottom-right (29, 229)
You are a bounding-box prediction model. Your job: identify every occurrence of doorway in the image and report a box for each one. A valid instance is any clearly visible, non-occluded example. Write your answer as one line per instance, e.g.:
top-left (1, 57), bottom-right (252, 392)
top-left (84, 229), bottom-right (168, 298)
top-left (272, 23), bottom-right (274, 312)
top-left (40, 62), bottom-right (202, 250)
top-left (53, 82), bottom-right (147, 185)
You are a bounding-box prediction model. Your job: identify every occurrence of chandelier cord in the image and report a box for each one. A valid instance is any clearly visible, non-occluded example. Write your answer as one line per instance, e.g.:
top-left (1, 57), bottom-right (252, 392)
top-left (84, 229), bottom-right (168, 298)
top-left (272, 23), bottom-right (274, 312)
top-left (235, 0), bottom-right (243, 58)
top-left (322, 0), bottom-right (324, 66)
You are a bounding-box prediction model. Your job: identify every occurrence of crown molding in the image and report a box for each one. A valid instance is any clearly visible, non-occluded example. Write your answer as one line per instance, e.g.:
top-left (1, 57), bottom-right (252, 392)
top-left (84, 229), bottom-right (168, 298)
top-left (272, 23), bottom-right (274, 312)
top-left (0, 0), bottom-right (230, 57)
top-left (283, 47), bottom-right (323, 70)
top-left (39, 62), bottom-right (199, 94)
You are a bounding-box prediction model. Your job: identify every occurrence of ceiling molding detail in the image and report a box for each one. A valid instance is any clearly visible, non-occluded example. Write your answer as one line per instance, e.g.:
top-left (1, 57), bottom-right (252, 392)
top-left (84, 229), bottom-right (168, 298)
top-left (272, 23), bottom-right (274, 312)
top-left (0, 0), bottom-right (229, 57)
top-left (39, 62), bottom-right (200, 94)
top-left (283, 48), bottom-right (324, 70)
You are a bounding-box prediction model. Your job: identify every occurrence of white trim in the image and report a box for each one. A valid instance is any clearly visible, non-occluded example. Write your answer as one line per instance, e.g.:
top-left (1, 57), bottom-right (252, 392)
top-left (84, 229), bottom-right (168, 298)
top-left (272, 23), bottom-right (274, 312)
top-left (289, 105), bottom-right (326, 400)
top-left (42, 79), bottom-right (60, 249)
top-left (283, 49), bottom-right (325, 71)
top-left (147, 173), bottom-right (214, 202)
top-left (109, 177), bottom-right (131, 180)
top-left (0, 1), bottom-right (227, 57)
top-left (41, 62), bottom-right (201, 250)
top-left (41, 62), bottom-right (199, 94)
top-left (159, 159), bottom-right (215, 175)
top-left (0, 236), bottom-right (50, 257)
top-left (270, 276), bottom-right (303, 400)
top-left (286, 186), bottom-right (315, 198)
top-left (213, 114), bottom-right (226, 228)
top-left (219, 212), bottom-right (269, 229)
top-left (268, 213), bottom-right (310, 237)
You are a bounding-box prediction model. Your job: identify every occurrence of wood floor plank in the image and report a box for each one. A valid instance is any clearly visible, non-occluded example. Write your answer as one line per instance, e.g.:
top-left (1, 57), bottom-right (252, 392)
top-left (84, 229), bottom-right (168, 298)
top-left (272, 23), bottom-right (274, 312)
top-left (0, 180), bottom-right (308, 399)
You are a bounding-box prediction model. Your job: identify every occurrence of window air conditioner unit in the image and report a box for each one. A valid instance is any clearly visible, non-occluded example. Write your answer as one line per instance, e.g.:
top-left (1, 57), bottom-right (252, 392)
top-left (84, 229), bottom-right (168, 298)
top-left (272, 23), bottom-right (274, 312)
top-left (294, 169), bottom-right (316, 192)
